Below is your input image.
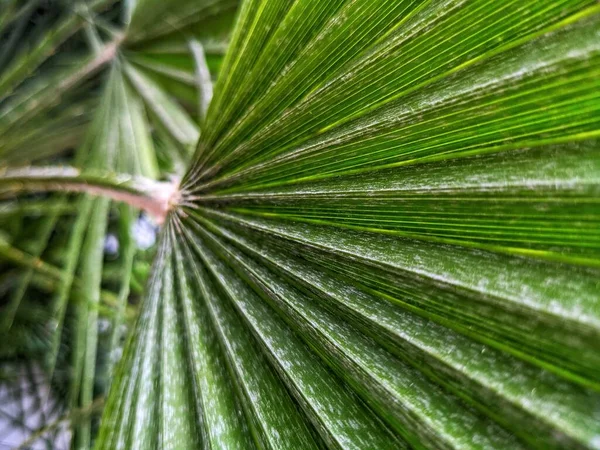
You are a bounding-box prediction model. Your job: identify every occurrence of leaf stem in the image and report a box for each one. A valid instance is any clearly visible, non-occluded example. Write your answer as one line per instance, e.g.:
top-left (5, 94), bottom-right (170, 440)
top-left (0, 166), bottom-right (179, 223)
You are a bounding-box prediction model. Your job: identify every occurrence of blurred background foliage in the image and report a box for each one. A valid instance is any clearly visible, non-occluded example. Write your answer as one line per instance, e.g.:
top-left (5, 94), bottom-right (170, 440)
top-left (0, 1), bottom-right (238, 447)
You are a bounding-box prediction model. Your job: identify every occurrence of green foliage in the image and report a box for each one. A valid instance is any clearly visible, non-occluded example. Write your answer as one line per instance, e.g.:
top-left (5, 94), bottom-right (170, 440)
top-left (2, 0), bottom-right (600, 448)
top-left (98, 0), bottom-right (600, 449)
top-left (0, 0), bottom-right (237, 447)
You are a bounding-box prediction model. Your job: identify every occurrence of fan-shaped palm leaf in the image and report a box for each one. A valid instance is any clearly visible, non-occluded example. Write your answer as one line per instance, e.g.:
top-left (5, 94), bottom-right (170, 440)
top-left (95, 0), bottom-right (600, 449)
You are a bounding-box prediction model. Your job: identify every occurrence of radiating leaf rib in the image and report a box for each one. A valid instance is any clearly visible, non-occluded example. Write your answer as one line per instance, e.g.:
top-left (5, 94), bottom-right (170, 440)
top-left (97, 226), bottom-right (254, 450)
top-left (0, 102), bottom-right (92, 164)
top-left (193, 207), bottom-right (600, 387)
top-left (178, 223), bottom-right (327, 449)
top-left (198, 142), bottom-right (600, 264)
top-left (182, 220), bottom-right (407, 449)
top-left (114, 72), bottom-right (159, 179)
top-left (133, 36), bottom-right (229, 59)
top-left (200, 0), bottom-right (347, 148)
top-left (0, 0), bottom-right (38, 77)
top-left (0, 0), bottom-right (19, 30)
top-left (191, 218), bottom-right (528, 450)
top-left (194, 12), bottom-right (600, 188)
top-left (201, 0), bottom-right (599, 179)
top-left (204, 0), bottom-right (293, 133)
top-left (127, 55), bottom-right (196, 87)
top-left (194, 215), bottom-right (600, 449)
top-left (0, 199), bottom-right (76, 217)
top-left (95, 233), bottom-right (169, 450)
top-left (158, 228), bottom-right (201, 450)
top-left (171, 234), bottom-right (254, 449)
top-left (191, 0), bottom-right (428, 177)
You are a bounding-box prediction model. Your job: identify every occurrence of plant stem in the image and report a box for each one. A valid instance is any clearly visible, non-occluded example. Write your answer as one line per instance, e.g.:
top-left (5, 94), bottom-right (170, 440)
top-left (0, 166), bottom-right (179, 223)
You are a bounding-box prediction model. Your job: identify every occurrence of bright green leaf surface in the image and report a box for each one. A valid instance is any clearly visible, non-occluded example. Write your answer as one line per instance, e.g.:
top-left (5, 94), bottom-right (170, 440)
top-left (98, 0), bottom-right (600, 449)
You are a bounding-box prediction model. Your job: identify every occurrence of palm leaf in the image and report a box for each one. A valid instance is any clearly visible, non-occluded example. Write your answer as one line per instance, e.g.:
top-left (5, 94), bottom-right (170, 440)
top-left (97, 0), bottom-right (600, 449)
top-left (0, 0), bottom-right (598, 448)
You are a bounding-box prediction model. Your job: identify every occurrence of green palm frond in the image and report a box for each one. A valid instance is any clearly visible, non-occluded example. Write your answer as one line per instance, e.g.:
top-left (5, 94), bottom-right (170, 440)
top-left (1, 0), bottom-right (599, 448)
top-left (95, 0), bottom-right (600, 449)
